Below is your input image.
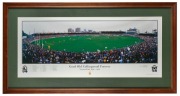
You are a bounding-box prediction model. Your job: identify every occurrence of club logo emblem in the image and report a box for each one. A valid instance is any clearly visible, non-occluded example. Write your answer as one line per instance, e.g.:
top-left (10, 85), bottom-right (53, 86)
top-left (22, 65), bottom-right (28, 73)
top-left (152, 65), bottom-right (157, 72)
top-left (89, 71), bottom-right (91, 75)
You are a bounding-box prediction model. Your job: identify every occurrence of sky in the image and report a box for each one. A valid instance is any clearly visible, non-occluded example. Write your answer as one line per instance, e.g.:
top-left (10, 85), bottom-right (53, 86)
top-left (23, 20), bottom-right (158, 34)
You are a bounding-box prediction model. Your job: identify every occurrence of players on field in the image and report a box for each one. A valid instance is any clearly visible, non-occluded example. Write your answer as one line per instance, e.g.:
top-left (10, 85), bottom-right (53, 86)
top-left (22, 35), bottom-right (157, 64)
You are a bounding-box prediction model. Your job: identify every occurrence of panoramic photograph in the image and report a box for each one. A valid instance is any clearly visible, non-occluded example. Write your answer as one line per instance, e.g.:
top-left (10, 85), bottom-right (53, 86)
top-left (22, 18), bottom-right (158, 64)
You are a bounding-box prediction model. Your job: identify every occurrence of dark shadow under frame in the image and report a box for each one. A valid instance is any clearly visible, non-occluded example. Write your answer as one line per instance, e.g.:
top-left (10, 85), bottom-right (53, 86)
top-left (3, 2), bottom-right (177, 93)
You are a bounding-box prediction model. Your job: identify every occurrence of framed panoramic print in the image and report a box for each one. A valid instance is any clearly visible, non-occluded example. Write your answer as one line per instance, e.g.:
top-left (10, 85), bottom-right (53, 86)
top-left (3, 2), bottom-right (177, 93)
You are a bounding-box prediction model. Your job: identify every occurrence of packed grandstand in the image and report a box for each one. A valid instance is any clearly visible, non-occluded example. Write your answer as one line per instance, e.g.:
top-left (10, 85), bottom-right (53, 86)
top-left (22, 31), bottom-right (158, 64)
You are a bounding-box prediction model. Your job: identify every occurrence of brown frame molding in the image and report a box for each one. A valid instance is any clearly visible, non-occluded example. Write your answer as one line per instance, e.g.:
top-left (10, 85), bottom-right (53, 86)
top-left (3, 2), bottom-right (177, 94)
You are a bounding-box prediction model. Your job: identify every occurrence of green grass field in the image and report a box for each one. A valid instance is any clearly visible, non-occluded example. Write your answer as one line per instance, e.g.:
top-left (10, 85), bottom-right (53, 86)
top-left (32, 35), bottom-right (143, 53)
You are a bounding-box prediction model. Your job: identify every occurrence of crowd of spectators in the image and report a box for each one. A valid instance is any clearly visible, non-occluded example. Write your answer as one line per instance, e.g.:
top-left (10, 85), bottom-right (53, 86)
top-left (22, 35), bottom-right (157, 64)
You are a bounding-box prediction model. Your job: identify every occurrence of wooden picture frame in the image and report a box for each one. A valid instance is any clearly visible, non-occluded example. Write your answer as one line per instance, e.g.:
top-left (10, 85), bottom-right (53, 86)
top-left (3, 2), bottom-right (177, 93)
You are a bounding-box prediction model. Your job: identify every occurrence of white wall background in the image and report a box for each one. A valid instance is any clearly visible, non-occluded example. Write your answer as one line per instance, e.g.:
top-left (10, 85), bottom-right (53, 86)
top-left (0, 0), bottom-right (179, 96)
